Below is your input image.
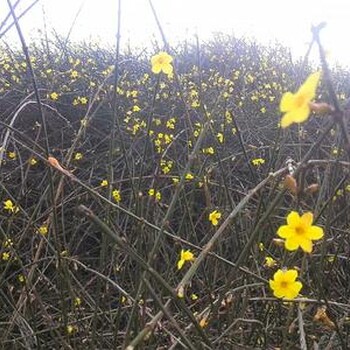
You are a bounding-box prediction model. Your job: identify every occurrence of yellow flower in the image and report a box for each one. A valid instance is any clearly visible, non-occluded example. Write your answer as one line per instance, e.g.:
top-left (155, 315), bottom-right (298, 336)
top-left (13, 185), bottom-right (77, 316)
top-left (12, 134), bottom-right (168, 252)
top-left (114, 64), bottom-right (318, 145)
top-left (209, 210), bottom-right (221, 226)
top-left (148, 188), bottom-right (161, 201)
top-left (203, 147), bottom-right (215, 155)
top-left (49, 92), bottom-right (59, 100)
top-left (2, 252), bottom-right (10, 261)
top-left (199, 316), bottom-right (209, 328)
top-left (269, 269), bottom-right (302, 300)
top-left (327, 255), bottom-right (335, 263)
top-left (155, 191), bottom-right (161, 201)
top-left (166, 118), bottom-right (176, 129)
top-left (217, 132), bottom-right (224, 143)
top-left (66, 325), bottom-right (77, 334)
top-left (100, 180), bottom-right (108, 187)
top-left (177, 249), bottom-right (195, 270)
top-left (177, 286), bottom-right (185, 298)
top-left (277, 211), bottom-right (324, 253)
top-left (18, 274), bottom-right (25, 283)
top-left (74, 152), bottom-right (83, 160)
top-left (81, 118), bottom-right (88, 127)
top-left (112, 189), bottom-right (121, 202)
top-left (151, 52), bottom-right (173, 76)
top-left (3, 239), bottom-right (13, 247)
top-left (71, 70), bottom-right (79, 79)
top-left (8, 151), bottom-right (16, 159)
top-left (191, 293), bottom-right (198, 301)
top-left (29, 157), bottom-right (37, 165)
top-left (4, 199), bottom-right (19, 213)
top-left (264, 256), bottom-right (277, 268)
top-left (161, 166), bottom-right (171, 174)
top-left (74, 297), bottom-right (82, 307)
top-left (38, 225), bottom-right (48, 235)
top-left (280, 71), bottom-right (321, 128)
top-left (172, 177), bottom-right (180, 184)
top-left (252, 158), bottom-right (265, 166)
top-left (185, 173), bottom-right (194, 180)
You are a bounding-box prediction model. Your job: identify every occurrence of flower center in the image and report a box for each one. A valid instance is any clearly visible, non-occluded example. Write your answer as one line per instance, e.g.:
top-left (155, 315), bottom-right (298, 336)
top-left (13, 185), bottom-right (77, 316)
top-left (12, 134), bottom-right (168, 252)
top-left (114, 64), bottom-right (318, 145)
top-left (280, 281), bottom-right (288, 288)
top-left (295, 94), bottom-right (306, 108)
top-left (295, 225), bottom-right (305, 236)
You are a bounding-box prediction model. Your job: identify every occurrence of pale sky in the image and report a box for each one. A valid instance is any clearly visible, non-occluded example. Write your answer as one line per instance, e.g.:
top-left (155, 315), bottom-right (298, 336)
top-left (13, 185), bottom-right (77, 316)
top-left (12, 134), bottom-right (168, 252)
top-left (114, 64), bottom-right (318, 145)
top-left (1, 0), bottom-right (349, 67)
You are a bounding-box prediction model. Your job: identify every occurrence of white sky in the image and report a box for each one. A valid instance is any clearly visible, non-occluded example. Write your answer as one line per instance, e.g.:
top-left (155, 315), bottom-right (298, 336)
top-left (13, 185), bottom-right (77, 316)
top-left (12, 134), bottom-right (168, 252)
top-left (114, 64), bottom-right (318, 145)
top-left (1, 0), bottom-right (349, 67)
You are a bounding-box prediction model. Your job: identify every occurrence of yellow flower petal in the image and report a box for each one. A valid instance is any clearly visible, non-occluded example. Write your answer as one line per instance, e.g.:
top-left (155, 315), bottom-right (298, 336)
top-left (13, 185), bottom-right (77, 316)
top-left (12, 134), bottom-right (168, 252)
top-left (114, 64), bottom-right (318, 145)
top-left (287, 211), bottom-right (300, 226)
top-left (177, 259), bottom-right (185, 270)
top-left (280, 92), bottom-right (295, 112)
top-left (281, 105), bottom-right (310, 128)
top-left (290, 105), bottom-right (310, 123)
top-left (307, 226), bottom-right (324, 240)
top-left (299, 238), bottom-right (313, 253)
top-left (301, 212), bottom-right (314, 227)
top-left (277, 225), bottom-right (293, 239)
top-left (299, 71), bottom-right (321, 100)
top-left (284, 269), bottom-right (298, 281)
top-left (273, 269), bottom-right (284, 280)
top-left (285, 236), bottom-right (300, 251)
top-left (273, 287), bottom-right (286, 299)
top-left (182, 250), bottom-right (194, 261)
top-left (284, 281), bottom-right (302, 299)
top-left (162, 64), bottom-right (173, 75)
top-left (280, 112), bottom-right (296, 128)
top-left (152, 64), bottom-right (162, 74)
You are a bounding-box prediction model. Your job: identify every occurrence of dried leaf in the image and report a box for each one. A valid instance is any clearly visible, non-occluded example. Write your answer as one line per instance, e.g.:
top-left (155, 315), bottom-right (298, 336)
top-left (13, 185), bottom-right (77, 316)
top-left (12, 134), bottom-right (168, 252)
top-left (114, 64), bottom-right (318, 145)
top-left (313, 306), bottom-right (336, 330)
top-left (48, 156), bottom-right (76, 180)
top-left (284, 174), bottom-right (298, 194)
top-left (309, 102), bottom-right (334, 115)
top-left (305, 183), bottom-right (319, 194)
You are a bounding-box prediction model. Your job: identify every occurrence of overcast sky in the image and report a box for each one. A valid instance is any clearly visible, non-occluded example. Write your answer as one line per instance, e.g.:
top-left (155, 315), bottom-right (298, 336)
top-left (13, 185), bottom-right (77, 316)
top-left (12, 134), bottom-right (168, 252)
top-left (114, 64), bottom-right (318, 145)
top-left (1, 0), bottom-right (349, 67)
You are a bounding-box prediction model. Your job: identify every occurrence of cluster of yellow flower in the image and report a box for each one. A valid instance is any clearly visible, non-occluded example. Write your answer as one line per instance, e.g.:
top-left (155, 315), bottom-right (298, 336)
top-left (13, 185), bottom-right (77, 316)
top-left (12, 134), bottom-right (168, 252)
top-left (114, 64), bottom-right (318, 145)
top-left (148, 188), bottom-right (161, 201)
top-left (98, 179), bottom-right (121, 203)
top-left (3, 199), bottom-right (19, 213)
top-left (269, 71), bottom-right (325, 300)
top-left (152, 132), bottom-right (174, 154)
top-left (150, 52), bottom-right (327, 304)
top-left (269, 211), bottom-right (324, 299)
top-left (160, 159), bottom-right (173, 174)
top-left (72, 96), bottom-right (88, 106)
top-left (1, 238), bottom-right (13, 262)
